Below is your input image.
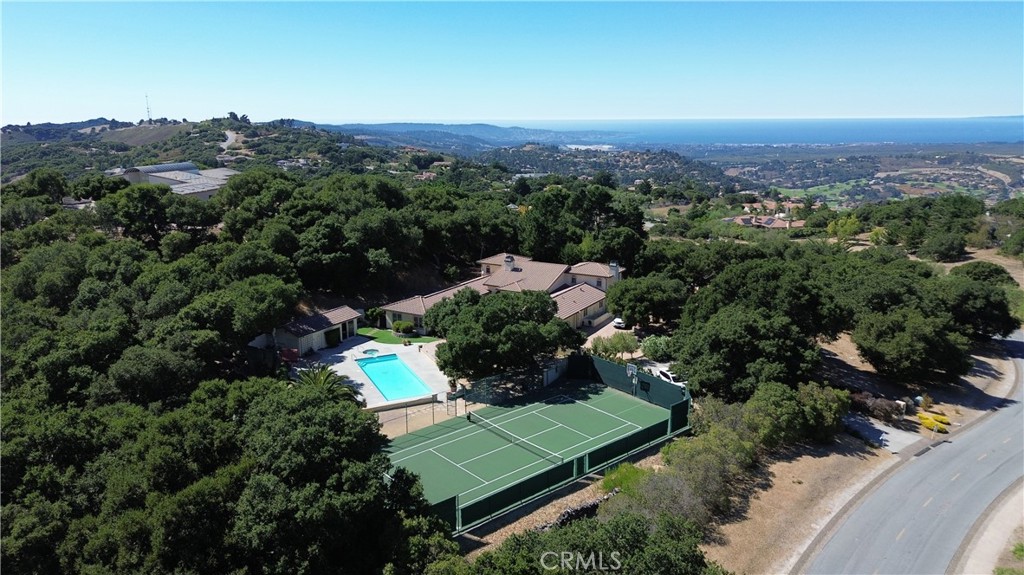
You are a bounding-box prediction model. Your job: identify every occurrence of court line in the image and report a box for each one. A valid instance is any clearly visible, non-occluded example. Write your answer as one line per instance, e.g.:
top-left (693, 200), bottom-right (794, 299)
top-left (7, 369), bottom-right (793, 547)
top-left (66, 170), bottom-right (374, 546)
top-left (430, 448), bottom-right (485, 482)
top-left (390, 402), bottom-right (557, 463)
top-left (457, 423), bottom-right (567, 466)
top-left (571, 396), bottom-right (644, 430)
top-left (460, 422), bottom-right (639, 506)
top-left (534, 412), bottom-right (591, 438)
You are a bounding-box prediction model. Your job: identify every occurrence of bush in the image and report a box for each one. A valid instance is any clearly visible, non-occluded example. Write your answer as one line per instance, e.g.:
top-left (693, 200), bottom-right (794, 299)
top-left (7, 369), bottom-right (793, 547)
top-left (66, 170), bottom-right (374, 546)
top-left (601, 463), bottom-right (649, 497)
top-left (640, 335), bottom-right (673, 362)
top-left (917, 413), bottom-right (948, 433)
top-left (917, 232), bottom-right (967, 262)
top-left (365, 307), bottom-right (384, 327)
top-left (391, 320), bottom-right (414, 334)
top-left (920, 393), bottom-right (934, 411)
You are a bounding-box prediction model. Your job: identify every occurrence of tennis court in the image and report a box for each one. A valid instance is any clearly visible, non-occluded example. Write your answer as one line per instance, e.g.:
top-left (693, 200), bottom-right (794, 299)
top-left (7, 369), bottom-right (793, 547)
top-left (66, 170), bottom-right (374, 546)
top-left (387, 384), bottom-right (675, 530)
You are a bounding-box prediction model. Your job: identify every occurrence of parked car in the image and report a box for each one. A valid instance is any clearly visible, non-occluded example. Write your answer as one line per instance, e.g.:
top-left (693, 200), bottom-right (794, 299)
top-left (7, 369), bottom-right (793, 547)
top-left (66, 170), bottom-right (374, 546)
top-left (612, 317), bottom-right (626, 329)
top-left (657, 370), bottom-right (686, 387)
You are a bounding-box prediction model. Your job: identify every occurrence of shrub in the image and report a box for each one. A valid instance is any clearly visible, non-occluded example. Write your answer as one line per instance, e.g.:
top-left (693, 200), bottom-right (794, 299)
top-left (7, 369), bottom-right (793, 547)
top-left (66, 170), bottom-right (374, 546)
top-left (601, 463), bottom-right (649, 497)
top-left (917, 413), bottom-right (948, 433)
top-left (391, 320), bottom-right (414, 334)
top-left (797, 382), bottom-right (850, 443)
top-left (920, 393), bottom-right (934, 411)
top-left (930, 413), bottom-right (951, 425)
top-left (640, 335), bottom-right (673, 362)
top-left (365, 307), bottom-right (384, 327)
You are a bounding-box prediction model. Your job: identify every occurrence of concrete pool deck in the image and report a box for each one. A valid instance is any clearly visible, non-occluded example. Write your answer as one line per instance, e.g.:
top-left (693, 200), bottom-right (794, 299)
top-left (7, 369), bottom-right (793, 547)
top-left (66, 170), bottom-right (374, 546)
top-left (299, 336), bottom-right (451, 409)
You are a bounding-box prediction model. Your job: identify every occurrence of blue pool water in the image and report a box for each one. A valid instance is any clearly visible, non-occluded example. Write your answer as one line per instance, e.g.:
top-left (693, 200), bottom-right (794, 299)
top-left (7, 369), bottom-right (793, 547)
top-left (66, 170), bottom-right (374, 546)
top-left (356, 354), bottom-right (432, 401)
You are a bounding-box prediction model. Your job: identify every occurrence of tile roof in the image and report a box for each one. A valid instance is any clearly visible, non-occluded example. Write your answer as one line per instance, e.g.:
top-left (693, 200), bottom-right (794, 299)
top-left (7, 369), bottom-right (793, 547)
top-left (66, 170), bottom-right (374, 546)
top-left (483, 259), bottom-right (569, 293)
top-left (382, 276), bottom-right (490, 316)
top-left (569, 261), bottom-right (622, 277)
top-left (282, 305), bottom-right (362, 337)
top-left (550, 283), bottom-right (607, 319)
top-left (476, 253), bottom-right (533, 266)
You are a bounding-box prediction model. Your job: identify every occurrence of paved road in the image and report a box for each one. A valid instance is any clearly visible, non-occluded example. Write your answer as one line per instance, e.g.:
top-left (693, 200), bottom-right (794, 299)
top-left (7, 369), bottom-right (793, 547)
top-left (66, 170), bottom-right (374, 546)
top-left (804, 332), bottom-right (1023, 575)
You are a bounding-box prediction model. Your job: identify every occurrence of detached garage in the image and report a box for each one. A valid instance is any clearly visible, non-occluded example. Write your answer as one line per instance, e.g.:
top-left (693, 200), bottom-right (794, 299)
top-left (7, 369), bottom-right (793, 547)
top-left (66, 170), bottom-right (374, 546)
top-left (274, 305), bottom-right (362, 355)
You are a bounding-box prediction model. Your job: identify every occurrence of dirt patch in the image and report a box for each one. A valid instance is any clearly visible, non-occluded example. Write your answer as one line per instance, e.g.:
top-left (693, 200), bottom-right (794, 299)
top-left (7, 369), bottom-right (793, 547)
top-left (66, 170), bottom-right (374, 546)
top-left (702, 434), bottom-right (896, 575)
top-left (995, 525), bottom-right (1024, 574)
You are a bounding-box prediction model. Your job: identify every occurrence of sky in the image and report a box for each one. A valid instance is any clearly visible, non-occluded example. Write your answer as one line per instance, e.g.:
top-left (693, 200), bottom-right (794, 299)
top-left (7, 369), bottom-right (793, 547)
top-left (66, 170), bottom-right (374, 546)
top-left (2, 1), bottom-right (1022, 126)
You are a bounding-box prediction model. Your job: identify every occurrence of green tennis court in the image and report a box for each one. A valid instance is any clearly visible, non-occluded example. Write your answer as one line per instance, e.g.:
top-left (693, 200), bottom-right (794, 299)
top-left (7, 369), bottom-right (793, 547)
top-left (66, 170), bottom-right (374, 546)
top-left (387, 385), bottom-right (670, 508)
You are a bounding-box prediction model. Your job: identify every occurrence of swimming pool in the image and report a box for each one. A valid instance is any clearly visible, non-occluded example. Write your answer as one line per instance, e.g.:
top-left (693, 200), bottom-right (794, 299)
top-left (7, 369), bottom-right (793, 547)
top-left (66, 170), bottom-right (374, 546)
top-left (356, 354), bottom-right (433, 401)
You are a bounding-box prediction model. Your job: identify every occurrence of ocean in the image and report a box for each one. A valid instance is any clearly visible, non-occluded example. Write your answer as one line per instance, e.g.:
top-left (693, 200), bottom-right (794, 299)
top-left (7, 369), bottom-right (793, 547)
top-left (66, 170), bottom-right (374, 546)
top-left (515, 117), bottom-right (1024, 146)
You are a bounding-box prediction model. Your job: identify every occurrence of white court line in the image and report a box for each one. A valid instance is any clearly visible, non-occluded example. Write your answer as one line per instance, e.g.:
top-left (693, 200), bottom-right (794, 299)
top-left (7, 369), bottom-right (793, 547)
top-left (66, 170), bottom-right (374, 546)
top-left (430, 448), bottom-right (486, 482)
top-left (534, 412), bottom-right (590, 438)
top-left (460, 422), bottom-right (638, 506)
top-left (390, 402), bottom-right (557, 463)
top-left (571, 396), bottom-right (644, 430)
top-left (457, 424), bottom-right (565, 466)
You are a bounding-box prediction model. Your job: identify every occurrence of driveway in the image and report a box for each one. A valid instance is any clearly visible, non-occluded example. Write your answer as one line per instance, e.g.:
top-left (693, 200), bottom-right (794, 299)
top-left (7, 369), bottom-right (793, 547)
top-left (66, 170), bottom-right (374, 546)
top-left (842, 412), bottom-right (926, 455)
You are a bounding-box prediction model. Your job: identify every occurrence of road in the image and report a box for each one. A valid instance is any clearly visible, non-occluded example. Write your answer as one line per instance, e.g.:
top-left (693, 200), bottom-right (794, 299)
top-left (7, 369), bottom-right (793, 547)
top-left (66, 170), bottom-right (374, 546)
top-left (802, 331), bottom-right (1023, 575)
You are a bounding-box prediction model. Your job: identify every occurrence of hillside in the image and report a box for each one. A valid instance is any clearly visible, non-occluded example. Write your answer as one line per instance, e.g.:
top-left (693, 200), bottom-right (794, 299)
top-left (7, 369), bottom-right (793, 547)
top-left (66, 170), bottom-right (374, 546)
top-left (99, 122), bottom-right (196, 146)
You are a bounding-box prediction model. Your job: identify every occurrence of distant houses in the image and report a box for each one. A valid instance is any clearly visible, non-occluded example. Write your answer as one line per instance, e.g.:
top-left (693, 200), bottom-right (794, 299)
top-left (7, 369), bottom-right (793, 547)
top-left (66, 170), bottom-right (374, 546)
top-left (108, 161), bottom-right (239, 200)
top-left (721, 198), bottom-right (814, 229)
top-left (382, 253), bottom-right (623, 333)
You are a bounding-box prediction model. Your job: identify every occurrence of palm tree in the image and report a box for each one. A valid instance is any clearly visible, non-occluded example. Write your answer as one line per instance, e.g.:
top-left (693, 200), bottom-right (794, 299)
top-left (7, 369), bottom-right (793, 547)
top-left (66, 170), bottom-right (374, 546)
top-left (295, 363), bottom-right (363, 406)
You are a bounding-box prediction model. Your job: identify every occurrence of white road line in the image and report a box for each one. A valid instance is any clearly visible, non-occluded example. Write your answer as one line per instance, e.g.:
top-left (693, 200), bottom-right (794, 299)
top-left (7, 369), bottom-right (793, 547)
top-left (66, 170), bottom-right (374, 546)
top-left (895, 528), bottom-right (906, 541)
top-left (951, 472), bottom-right (961, 482)
top-left (978, 453), bottom-right (988, 461)
top-left (922, 496), bottom-right (933, 508)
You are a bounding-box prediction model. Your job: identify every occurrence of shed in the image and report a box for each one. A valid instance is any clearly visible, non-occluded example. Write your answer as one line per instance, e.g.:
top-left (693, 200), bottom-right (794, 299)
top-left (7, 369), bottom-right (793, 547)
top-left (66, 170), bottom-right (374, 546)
top-left (274, 305), bottom-right (362, 355)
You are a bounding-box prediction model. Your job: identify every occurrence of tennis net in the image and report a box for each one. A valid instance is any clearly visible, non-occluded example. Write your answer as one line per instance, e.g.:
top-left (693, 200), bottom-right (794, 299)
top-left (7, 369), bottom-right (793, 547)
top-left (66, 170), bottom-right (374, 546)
top-left (468, 411), bottom-right (564, 464)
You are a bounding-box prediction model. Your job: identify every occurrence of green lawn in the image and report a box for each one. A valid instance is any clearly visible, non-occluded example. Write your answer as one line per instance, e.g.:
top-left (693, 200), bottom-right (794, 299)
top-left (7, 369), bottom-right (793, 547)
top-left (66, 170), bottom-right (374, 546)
top-left (357, 327), bottom-right (438, 345)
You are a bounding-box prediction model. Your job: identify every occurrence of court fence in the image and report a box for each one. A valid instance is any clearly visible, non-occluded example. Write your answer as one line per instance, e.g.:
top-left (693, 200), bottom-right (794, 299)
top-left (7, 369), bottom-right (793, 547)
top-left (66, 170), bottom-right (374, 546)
top-left (431, 353), bottom-right (691, 535)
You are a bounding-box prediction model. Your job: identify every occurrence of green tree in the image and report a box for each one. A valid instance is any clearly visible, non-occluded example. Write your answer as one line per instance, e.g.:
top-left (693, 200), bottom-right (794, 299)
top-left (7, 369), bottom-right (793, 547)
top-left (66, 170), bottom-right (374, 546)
top-left (827, 214), bottom-right (861, 245)
top-left (294, 364), bottom-right (362, 405)
top-left (606, 275), bottom-right (688, 328)
top-left (917, 232), bottom-right (966, 262)
top-left (435, 291), bottom-right (583, 379)
top-left (852, 307), bottom-right (972, 382)
top-left (673, 305), bottom-right (819, 401)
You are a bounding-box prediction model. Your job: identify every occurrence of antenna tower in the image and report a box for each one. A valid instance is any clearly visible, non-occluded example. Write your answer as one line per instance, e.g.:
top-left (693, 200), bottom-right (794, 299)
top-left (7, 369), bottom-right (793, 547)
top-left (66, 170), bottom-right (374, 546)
top-left (145, 94), bottom-right (152, 122)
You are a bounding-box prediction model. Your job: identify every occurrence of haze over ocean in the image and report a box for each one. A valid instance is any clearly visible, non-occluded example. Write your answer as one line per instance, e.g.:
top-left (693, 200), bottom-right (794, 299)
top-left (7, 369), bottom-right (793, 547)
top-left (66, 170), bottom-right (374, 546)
top-left (514, 117), bottom-right (1024, 146)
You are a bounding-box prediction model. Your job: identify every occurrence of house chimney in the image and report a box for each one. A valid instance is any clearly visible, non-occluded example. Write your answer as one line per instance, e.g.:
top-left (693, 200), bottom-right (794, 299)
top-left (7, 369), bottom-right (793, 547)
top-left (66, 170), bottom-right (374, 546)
top-left (503, 255), bottom-right (515, 271)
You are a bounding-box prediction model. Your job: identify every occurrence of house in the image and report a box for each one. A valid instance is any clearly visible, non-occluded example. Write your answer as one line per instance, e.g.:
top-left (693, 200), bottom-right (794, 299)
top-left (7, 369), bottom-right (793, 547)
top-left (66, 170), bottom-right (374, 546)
top-left (382, 277), bottom-right (491, 332)
top-left (251, 305), bottom-right (363, 355)
top-left (382, 253), bottom-right (623, 333)
top-left (724, 215), bottom-right (806, 229)
top-left (120, 162), bottom-right (239, 200)
top-left (551, 283), bottom-right (610, 329)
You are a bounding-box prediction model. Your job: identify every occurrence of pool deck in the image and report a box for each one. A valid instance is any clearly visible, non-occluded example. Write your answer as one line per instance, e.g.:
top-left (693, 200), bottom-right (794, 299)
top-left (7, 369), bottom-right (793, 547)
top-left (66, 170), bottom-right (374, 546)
top-left (299, 336), bottom-right (451, 409)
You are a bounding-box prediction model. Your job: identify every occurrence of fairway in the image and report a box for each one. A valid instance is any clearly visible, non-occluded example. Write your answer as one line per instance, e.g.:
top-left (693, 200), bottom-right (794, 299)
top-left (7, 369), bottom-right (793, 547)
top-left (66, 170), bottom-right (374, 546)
top-left (387, 386), bottom-right (669, 507)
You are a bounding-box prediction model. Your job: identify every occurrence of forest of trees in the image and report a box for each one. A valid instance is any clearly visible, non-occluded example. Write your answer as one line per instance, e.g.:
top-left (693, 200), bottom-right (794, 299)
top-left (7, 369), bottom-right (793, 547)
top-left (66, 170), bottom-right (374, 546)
top-left (2, 138), bottom-right (1021, 574)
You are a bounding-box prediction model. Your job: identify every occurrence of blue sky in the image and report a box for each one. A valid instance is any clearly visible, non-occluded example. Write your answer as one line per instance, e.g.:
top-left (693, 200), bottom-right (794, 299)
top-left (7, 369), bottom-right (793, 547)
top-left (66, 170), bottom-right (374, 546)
top-left (3, 2), bottom-right (1022, 126)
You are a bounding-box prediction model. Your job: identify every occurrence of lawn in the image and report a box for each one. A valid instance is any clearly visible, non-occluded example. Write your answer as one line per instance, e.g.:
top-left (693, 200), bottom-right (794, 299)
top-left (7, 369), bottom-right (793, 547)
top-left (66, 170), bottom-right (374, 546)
top-left (357, 327), bottom-right (438, 345)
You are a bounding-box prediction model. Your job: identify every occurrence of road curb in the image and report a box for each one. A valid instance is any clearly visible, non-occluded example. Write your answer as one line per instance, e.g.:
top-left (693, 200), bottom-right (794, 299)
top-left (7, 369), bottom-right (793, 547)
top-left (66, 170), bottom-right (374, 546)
top-left (790, 334), bottom-right (1022, 575)
top-left (947, 476), bottom-right (1024, 575)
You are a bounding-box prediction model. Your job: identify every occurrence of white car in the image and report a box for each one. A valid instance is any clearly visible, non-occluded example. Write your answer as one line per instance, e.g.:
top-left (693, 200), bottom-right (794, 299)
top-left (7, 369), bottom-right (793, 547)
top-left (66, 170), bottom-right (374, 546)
top-left (612, 317), bottom-right (626, 329)
top-left (658, 370), bottom-right (686, 387)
